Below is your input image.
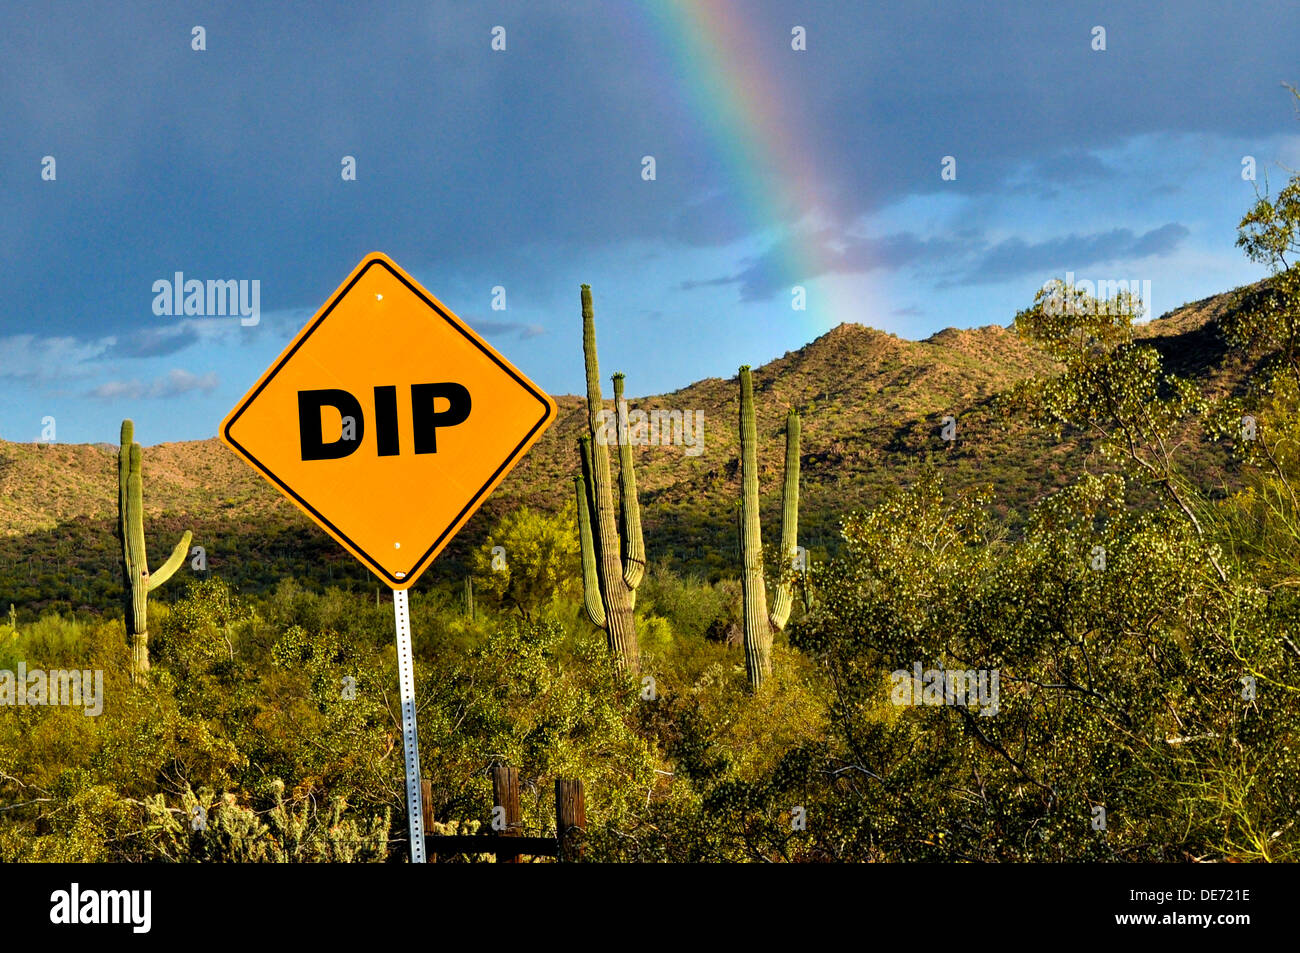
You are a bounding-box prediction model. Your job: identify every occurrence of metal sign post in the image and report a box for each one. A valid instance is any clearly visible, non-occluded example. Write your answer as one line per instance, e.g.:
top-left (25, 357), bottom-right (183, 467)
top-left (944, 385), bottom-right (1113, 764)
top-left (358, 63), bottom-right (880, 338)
top-left (392, 587), bottom-right (425, 863)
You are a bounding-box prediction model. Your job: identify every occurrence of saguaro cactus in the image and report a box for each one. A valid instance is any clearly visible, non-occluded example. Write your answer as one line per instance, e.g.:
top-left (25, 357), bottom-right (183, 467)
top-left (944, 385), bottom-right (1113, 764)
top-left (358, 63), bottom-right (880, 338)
top-left (463, 575), bottom-right (475, 620)
top-left (769, 409), bottom-right (801, 632)
top-left (118, 419), bottom-right (192, 675)
top-left (737, 367), bottom-right (801, 691)
top-left (574, 285), bottom-right (643, 672)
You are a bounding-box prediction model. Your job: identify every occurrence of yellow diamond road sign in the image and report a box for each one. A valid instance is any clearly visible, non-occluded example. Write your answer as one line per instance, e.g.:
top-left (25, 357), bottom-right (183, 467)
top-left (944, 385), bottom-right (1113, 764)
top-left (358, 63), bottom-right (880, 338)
top-left (220, 252), bottom-right (557, 589)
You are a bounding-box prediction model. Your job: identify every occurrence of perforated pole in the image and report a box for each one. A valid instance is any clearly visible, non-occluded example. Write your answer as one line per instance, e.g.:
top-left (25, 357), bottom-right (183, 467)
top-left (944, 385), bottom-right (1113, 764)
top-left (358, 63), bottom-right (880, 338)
top-left (393, 587), bottom-right (425, 863)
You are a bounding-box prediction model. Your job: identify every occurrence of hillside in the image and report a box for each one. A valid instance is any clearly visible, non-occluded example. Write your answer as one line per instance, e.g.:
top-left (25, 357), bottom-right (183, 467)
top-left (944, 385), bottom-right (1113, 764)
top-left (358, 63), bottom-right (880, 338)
top-left (0, 284), bottom-right (1256, 612)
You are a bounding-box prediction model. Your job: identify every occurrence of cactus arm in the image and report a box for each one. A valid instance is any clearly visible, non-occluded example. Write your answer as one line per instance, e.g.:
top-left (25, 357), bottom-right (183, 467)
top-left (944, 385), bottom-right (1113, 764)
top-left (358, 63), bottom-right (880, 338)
top-left (579, 435), bottom-right (600, 563)
top-left (611, 373), bottom-right (646, 592)
top-left (575, 472), bottom-right (606, 629)
top-left (769, 409), bottom-right (801, 631)
top-left (739, 366), bottom-right (772, 689)
top-left (124, 442), bottom-right (149, 631)
top-left (118, 420), bottom-right (133, 561)
top-left (148, 530), bottom-right (193, 592)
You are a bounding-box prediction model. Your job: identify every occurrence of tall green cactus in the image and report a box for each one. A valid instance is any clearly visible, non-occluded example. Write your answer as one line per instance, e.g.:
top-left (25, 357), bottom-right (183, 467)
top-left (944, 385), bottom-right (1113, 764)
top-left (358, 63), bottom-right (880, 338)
top-left (463, 575), bottom-right (475, 620)
top-left (769, 409), bottom-right (801, 631)
top-left (738, 367), bottom-right (771, 687)
top-left (737, 368), bottom-right (801, 691)
top-left (575, 470), bottom-right (605, 630)
top-left (118, 419), bottom-right (192, 675)
top-left (574, 285), bottom-right (642, 672)
top-left (612, 373), bottom-right (646, 596)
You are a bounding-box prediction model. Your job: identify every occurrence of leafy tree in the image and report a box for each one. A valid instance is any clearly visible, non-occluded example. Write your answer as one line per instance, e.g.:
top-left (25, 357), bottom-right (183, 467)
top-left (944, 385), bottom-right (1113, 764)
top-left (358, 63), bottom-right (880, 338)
top-left (1002, 279), bottom-right (1223, 579)
top-left (154, 576), bottom-right (253, 669)
top-left (470, 505), bottom-right (580, 621)
top-left (1206, 107), bottom-right (1300, 578)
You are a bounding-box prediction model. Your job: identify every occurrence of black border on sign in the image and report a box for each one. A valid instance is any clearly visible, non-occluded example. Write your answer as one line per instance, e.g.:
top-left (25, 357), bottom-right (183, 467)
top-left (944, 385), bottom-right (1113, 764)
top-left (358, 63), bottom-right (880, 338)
top-left (222, 256), bottom-right (556, 587)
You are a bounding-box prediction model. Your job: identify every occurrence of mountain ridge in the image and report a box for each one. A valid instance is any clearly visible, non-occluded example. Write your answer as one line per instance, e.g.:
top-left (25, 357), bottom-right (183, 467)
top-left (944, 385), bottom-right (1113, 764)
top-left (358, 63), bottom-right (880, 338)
top-left (0, 284), bottom-right (1259, 610)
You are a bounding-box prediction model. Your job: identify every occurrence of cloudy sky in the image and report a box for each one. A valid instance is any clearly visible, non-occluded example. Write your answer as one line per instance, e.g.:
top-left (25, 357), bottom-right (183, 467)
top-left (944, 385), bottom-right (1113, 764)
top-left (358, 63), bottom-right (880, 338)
top-left (3, 0), bottom-right (1299, 443)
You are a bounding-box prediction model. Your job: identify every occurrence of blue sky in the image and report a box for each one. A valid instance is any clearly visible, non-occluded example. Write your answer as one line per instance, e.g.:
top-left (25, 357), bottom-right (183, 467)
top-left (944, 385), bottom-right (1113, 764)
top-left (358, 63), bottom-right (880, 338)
top-left (2, 0), bottom-right (1299, 443)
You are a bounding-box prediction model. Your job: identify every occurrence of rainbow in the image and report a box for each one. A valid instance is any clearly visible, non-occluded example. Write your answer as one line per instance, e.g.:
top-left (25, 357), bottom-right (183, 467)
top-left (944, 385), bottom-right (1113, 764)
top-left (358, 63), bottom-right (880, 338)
top-left (633, 0), bottom-right (859, 332)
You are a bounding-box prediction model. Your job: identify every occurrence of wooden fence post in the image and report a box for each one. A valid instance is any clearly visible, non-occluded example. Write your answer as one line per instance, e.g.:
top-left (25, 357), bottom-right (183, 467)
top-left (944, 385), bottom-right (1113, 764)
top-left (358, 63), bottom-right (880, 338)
top-left (492, 764), bottom-right (522, 863)
top-left (421, 778), bottom-right (435, 862)
top-left (555, 778), bottom-right (585, 863)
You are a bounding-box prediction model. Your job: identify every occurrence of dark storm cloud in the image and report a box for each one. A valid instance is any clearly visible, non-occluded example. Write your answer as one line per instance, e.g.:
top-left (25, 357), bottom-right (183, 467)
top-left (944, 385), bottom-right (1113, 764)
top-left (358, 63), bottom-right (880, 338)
top-left (0, 0), bottom-right (1295, 341)
top-left (955, 223), bottom-right (1191, 285)
top-left (683, 229), bottom-right (965, 301)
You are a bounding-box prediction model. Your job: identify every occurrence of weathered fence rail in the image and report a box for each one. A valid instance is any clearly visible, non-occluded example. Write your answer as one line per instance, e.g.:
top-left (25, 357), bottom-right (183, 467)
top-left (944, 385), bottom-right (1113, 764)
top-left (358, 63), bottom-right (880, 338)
top-left (420, 766), bottom-right (585, 862)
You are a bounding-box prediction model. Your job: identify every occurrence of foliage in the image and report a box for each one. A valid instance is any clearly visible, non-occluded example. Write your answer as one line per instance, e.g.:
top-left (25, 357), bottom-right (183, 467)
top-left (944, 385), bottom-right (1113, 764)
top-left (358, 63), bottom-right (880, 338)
top-left (1003, 280), bottom-right (1225, 580)
top-left (470, 505), bottom-right (580, 621)
top-left (138, 779), bottom-right (390, 862)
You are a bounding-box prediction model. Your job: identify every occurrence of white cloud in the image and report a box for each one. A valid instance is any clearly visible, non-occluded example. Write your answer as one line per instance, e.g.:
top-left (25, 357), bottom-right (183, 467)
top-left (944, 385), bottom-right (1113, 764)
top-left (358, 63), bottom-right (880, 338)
top-left (0, 333), bottom-right (115, 380)
top-left (86, 368), bottom-right (219, 401)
